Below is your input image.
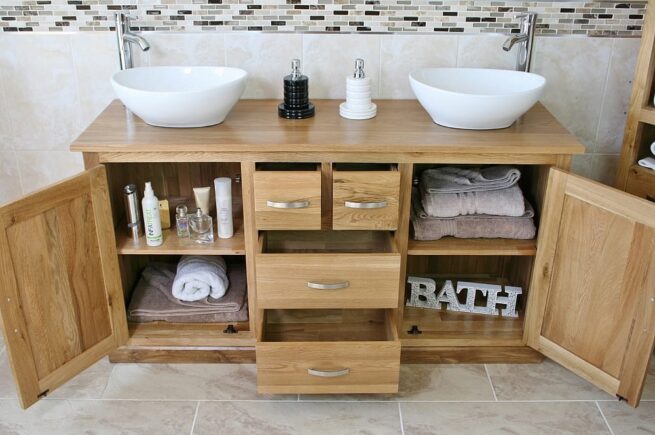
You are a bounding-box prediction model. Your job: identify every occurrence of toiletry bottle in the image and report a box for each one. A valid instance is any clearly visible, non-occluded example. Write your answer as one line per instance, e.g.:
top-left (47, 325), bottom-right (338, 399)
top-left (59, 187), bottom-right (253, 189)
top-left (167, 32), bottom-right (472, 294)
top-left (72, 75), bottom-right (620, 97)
top-left (278, 59), bottom-right (315, 119)
top-left (176, 204), bottom-right (190, 238)
top-left (214, 177), bottom-right (233, 239)
top-left (193, 186), bottom-right (212, 215)
top-left (123, 184), bottom-right (142, 242)
top-left (142, 182), bottom-right (163, 247)
top-left (189, 208), bottom-right (214, 244)
top-left (340, 58), bottom-right (377, 120)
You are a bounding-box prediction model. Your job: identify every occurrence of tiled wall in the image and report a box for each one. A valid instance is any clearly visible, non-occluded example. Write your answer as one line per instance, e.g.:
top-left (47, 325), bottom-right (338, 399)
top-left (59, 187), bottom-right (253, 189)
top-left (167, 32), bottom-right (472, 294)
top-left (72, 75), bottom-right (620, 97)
top-left (0, 0), bottom-right (646, 36)
top-left (0, 32), bottom-right (639, 206)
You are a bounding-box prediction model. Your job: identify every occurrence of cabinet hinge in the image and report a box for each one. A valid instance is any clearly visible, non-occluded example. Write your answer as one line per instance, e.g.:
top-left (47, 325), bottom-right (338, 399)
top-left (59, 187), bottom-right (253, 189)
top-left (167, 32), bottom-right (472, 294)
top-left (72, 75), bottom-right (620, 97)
top-left (408, 325), bottom-right (422, 335)
top-left (37, 390), bottom-right (49, 399)
top-left (223, 324), bottom-right (238, 334)
top-left (616, 394), bottom-right (627, 402)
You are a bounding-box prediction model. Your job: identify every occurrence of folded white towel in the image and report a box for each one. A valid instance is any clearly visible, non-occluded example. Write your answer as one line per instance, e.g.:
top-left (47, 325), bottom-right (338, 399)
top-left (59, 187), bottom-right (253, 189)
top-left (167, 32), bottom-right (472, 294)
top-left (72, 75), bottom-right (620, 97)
top-left (638, 157), bottom-right (655, 171)
top-left (172, 256), bottom-right (229, 302)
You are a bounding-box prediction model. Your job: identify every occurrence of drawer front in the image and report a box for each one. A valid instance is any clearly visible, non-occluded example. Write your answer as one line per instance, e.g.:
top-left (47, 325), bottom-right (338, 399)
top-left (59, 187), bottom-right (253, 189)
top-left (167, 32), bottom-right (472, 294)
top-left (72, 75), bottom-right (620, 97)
top-left (256, 253), bottom-right (401, 309)
top-left (254, 171), bottom-right (322, 230)
top-left (257, 341), bottom-right (400, 394)
top-left (626, 167), bottom-right (655, 202)
top-left (333, 171), bottom-right (400, 230)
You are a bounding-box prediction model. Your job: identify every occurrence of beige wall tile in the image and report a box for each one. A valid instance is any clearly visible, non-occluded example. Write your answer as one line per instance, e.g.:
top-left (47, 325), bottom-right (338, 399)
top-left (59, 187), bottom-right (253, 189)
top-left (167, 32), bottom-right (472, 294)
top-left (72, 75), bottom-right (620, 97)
top-left (145, 33), bottom-right (226, 67)
top-left (401, 401), bottom-right (609, 435)
top-left (194, 401), bottom-right (401, 435)
top-left (1, 34), bottom-right (82, 151)
top-left (0, 151), bottom-right (22, 204)
top-left (532, 37), bottom-right (613, 151)
top-left (379, 34), bottom-right (458, 99)
top-left (486, 359), bottom-right (609, 401)
top-left (15, 150), bottom-right (84, 194)
top-left (457, 34), bottom-right (516, 70)
top-left (571, 153), bottom-right (594, 179)
top-left (71, 33), bottom-right (120, 131)
top-left (225, 33), bottom-right (302, 99)
top-left (0, 399), bottom-right (196, 434)
top-left (599, 401), bottom-right (655, 435)
top-left (303, 34), bottom-right (381, 99)
top-left (0, 57), bottom-right (14, 151)
top-left (595, 38), bottom-right (640, 154)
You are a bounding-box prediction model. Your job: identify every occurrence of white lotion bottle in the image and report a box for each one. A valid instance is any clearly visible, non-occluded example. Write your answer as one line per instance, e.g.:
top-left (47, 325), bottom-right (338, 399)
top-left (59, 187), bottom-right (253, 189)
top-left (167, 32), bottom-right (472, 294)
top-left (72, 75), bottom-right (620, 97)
top-left (142, 182), bottom-right (163, 246)
top-left (214, 177), bottom-right (233, 239)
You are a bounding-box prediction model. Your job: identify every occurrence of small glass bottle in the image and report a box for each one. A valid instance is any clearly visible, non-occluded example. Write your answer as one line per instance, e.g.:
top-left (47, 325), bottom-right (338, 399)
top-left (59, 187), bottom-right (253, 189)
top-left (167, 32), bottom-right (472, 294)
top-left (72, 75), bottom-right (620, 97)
top-left (176, 204), bottom-right (190, 238)
top-left (189, 209), bottom-right (214, 244)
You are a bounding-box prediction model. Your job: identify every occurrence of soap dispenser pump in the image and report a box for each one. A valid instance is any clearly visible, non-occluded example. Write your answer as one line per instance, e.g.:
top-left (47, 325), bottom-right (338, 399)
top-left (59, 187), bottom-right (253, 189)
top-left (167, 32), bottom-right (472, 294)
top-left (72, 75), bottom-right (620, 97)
top-left (340, 58), bottom-right (377, 120)
top-left (278, 59), bottom-right (315, 119)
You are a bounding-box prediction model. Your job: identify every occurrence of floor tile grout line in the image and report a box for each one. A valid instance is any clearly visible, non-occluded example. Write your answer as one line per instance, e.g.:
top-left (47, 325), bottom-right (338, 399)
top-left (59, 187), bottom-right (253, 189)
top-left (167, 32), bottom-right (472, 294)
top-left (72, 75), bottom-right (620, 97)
top-left (483, 364), bottom-right (498, 402)
top-left (99, 362), bottom-right (116, 399)
top-left (398, 402), bottom-right (405, 435)
top-left (595, 401), bottom-right (615, 435)
top-left (189, 401), bottom-right (200, 435)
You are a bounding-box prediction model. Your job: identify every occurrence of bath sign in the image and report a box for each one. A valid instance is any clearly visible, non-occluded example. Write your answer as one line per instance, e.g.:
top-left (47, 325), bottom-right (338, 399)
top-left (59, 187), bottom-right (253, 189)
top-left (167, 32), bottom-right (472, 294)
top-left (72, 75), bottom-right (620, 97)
top-left (406, 276), bottom-right (522, 318)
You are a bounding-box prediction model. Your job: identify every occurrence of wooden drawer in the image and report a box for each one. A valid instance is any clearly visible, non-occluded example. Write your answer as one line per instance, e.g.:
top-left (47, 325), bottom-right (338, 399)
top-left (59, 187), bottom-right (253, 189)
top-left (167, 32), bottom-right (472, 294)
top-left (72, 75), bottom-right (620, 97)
top-left (257, 309), bottom-right (400, 394)
top-left (625, 165), bottom-right (655, 202)
top-left (256, 231), bottom-right (400, 309)
top-left (253, 164), bottom-right (321, 230)
top-left (333, 164), bottom-right (400, 230)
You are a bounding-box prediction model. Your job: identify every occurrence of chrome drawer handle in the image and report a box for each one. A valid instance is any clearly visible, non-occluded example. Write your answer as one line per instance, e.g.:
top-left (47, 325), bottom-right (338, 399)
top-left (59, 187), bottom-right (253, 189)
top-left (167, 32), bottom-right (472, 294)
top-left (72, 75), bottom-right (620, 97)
top-left (266, 199), bottom-right (310, 209)
top-left (307, 281), bottom-right (350, 290)
top-left (307, 368), bottom-right (350, 378)
top-left (345, 200), bottom-right (387, 209)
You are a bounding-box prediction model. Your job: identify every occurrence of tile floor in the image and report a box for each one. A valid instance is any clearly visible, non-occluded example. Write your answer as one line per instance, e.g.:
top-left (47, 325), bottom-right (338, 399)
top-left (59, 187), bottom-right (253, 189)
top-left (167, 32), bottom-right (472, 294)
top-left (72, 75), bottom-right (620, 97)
top-left (0, 336), bottom-right (654, 434)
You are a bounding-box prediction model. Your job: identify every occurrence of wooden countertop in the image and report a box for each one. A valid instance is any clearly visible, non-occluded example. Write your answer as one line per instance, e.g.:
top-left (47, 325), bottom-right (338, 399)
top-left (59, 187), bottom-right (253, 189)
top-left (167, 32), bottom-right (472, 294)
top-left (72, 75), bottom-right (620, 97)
top-left (71, 99), bottom-right (585, 156)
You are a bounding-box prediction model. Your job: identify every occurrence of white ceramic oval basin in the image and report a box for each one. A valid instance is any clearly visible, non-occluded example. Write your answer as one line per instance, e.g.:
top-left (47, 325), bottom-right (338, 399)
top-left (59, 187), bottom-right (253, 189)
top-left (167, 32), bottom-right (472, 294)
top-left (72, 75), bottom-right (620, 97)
top-left (409, 68), bottom-right (546, 130)
top-left (111, 66), bottom-right (248, 128)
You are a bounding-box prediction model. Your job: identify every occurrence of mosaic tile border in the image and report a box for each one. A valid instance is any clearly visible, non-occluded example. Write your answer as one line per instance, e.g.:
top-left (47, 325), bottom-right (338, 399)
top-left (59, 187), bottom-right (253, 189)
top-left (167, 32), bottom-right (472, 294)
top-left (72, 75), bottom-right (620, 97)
top-left (0, 0), bottom-right (646, 36)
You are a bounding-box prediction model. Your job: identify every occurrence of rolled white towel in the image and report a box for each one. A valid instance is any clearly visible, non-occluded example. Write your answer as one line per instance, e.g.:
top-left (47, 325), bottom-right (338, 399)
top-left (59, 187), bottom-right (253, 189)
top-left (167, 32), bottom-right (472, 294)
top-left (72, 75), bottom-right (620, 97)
top-left (638, 157), bottom-right (655, 171)
top-left (172, 256), bottom-right (229, 302)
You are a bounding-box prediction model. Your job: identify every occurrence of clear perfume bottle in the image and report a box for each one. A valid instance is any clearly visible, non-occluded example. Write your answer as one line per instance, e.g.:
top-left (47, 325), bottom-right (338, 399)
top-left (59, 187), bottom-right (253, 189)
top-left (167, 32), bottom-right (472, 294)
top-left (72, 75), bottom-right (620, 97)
top-left (189, 209), bottom-right (214, 244)
top-left (176, 204), bottom-right (190, 238)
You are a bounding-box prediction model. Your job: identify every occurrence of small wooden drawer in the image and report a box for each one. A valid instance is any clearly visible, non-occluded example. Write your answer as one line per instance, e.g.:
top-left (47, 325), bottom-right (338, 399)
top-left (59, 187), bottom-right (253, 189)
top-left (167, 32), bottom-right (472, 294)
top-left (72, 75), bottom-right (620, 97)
top-left (625, 165), bottom-right (655, 203)
top-left (257, 309), bottom-right (400, 395)
top-left (256, 231), bottom-right (400, 309)
top-left (253, 163), bottom-right (321, 230)
top-left (332, 164), bottom-right (401, 230)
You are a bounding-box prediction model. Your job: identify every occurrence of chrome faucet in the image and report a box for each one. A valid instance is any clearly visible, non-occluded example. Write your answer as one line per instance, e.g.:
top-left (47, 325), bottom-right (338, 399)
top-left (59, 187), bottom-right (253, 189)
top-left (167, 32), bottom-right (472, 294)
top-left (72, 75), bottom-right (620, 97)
top-left (115, 13), bottom-right (150, 70)
top-left (502, 12), bottom-right (537, 72)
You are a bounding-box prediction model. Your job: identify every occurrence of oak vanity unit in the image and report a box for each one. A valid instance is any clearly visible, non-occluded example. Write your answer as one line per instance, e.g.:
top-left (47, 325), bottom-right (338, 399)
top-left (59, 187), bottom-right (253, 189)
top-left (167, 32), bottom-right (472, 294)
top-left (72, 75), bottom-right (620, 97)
top-left (1, 100), bottom-right (654, 409)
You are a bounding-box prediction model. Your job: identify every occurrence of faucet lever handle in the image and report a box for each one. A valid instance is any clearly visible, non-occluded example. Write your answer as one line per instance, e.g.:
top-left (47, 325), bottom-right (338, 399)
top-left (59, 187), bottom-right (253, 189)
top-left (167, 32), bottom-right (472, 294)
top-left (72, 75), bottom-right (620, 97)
top-left (515, 12), bottom-right (536, 20)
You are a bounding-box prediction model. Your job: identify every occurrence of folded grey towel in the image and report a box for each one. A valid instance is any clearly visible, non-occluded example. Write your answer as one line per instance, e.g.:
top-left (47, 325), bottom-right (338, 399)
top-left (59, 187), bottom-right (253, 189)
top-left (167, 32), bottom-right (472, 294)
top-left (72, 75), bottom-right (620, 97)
top-left (420, 183), bottom-right (526, 218)
top-left (128, 261), bottom-right (248, 323)
top-left (421, 166), bottom-right (521, 193)
top-left (412, 194), bottom-right (536, 241)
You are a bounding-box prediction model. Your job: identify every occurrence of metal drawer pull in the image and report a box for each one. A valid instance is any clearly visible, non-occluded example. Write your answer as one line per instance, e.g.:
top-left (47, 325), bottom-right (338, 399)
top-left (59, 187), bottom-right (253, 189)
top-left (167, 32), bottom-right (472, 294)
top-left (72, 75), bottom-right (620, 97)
top-left (308, 368), bottom-right (350, 378)
top-left (307, 281), bottom-right (350, 290)
top-left (345, 200), bottom-right (387, 209)
top-left (266, 199), bottom-right (310, 209)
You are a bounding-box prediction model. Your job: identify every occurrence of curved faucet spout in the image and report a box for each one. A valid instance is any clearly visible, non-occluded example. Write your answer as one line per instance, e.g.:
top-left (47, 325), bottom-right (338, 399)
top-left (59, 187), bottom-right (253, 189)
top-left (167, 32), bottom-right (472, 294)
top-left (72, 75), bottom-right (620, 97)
top-left (502, 34), bottom-right (528, 52)
top-left (123, 33), bottom-right (150, 51)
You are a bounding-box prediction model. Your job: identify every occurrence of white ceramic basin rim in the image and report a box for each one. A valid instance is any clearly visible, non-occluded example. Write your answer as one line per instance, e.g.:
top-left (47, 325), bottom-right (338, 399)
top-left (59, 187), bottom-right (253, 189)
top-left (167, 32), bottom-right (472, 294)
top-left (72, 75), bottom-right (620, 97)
top-left (409, 68), bottom-right (546, 130)
top-left (111, 66), bottom-right (248, 128)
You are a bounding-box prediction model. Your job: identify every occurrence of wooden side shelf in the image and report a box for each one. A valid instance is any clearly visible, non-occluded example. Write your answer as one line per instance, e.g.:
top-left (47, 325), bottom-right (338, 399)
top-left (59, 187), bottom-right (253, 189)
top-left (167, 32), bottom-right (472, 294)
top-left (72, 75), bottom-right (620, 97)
top-left (639, 106), bottom-right (655, 125)
top-left (117, 218), bottom-right (246, 255)
top-left (400, 306), bottom-right (524, 347)
top-left (127, 321), bottom-right (254, 347)
top-left (407, 238), bottom-right (537, 256)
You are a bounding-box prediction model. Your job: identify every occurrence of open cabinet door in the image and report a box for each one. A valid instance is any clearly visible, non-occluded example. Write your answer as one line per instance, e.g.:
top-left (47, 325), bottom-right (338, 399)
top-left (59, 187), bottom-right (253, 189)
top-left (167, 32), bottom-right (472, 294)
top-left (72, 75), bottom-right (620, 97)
top-left (0, 166), bottom-right (127, 408)
top-left (525, 169), bottom-right (655, 407)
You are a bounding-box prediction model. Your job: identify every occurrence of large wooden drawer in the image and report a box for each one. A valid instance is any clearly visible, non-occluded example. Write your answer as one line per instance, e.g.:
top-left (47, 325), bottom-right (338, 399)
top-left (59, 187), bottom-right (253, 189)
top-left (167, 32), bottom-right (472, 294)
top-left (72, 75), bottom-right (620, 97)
top-left (256, 231), bottom-right (400, 309)
top-left (253, 164), bottom-right (321, 230)
top-left (332, 164), bottom-right (400, 230)
top-left (257, 309), bottom-right (400, 394)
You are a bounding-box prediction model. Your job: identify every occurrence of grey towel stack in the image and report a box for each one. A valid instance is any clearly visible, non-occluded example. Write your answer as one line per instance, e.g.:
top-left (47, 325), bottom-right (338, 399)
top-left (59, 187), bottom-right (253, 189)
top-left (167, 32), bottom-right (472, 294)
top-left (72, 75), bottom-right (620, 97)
top-left (412, 166), bottom-right (536, 241)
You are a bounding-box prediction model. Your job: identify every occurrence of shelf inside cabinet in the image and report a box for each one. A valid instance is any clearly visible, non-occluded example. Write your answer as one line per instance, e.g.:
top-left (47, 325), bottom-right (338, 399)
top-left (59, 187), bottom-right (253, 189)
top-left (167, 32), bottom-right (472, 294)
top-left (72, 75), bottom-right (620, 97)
top-left (401, 306), bottom-right (524, 347)
top-left (639, 106), bottom-right (655, 125)
top-left (407, 237), bottom-right (537, 256)
top-left (127, 321), bottom-right (254, 347)
top-left (117, 217), bottom-right (245, 255)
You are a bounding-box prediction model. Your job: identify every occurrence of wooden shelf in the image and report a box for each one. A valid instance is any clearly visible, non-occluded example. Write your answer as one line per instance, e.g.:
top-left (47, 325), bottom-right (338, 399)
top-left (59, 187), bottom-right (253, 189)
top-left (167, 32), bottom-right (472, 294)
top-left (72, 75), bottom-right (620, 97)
top-left (407, 237), bottom-right (537, 256)
top-left (400, 306), bottom-right (524, 347)
top-left (127, 321), bottom-right (254, 347)
top-left (117, 218), bottom-right (245, 255)
top-left (640, 106), bottom-right (655, 125)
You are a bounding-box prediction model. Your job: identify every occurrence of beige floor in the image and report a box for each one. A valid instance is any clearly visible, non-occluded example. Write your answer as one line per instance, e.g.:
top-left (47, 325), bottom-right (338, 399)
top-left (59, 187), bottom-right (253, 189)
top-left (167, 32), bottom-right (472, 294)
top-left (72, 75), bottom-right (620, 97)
top-left (0, 336), bottom-right (654, 434)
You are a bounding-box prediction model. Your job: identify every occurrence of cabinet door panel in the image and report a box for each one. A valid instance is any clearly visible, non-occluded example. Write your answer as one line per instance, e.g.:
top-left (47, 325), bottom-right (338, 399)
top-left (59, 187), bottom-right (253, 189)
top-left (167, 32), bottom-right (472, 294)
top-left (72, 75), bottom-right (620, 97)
top-left (525, 169), bottom-right (655, 407)
top-left (0, 166), bottom-right (126, 408)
